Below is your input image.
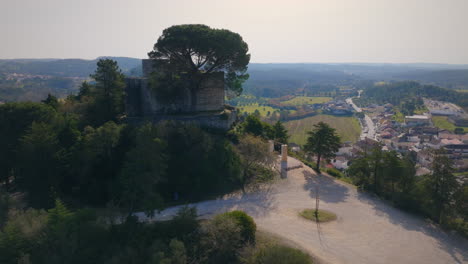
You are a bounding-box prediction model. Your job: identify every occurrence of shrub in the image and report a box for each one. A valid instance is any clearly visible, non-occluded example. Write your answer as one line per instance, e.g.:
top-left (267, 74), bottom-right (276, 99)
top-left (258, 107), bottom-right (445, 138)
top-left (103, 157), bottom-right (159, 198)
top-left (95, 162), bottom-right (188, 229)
top-left (201, 215), bottom-right (243, 263)
top-left (325, 168), bottom-right (343, 178)
top-left (217, 210), bottom-right (256, 243)
top-left (445, 217), bottom-right (468, 238)
top-left (252, 164), bottom-right (276, 183)
top-left (246, 244), bottom-right (312, 264)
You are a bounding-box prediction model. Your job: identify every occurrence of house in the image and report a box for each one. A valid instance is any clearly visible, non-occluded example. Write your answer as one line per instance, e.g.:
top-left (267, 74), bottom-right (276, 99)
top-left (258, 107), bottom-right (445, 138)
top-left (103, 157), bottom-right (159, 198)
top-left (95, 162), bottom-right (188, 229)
top-left (445, 144), bottom-right (468, 158)
top-left (332, 156), bottom-right (349, 170)
top-left (405, 115), bottom-right (431, 126)
top-left (438, 130), bottom-right (468, 142)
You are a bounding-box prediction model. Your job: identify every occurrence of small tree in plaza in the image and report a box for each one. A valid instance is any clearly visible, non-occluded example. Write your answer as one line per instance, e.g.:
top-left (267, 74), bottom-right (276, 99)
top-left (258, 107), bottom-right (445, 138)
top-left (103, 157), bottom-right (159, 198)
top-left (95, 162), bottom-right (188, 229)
top-left (304, 122), bottom-right (341, 172)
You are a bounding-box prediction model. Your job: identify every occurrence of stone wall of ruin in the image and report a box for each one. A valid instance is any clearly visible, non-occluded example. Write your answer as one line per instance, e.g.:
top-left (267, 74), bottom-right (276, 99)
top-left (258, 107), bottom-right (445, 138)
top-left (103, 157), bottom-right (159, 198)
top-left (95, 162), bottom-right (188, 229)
top-left (125, 59), bottom-right (225, 116)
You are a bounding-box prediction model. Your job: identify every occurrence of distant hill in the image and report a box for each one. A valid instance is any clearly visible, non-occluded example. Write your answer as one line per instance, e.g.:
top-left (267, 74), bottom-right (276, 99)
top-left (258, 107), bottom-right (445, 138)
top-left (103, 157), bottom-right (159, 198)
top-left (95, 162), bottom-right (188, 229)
top-left (393, 69), bottom-right (468, 90)
top-left (0, 57), bottom-right (142, 77)
top-left (0, 57), bottom-right (143, 102)
top-left (1, 58), bottom-right (468, 102)
top-left (245, 63), bottom-right (468, 97)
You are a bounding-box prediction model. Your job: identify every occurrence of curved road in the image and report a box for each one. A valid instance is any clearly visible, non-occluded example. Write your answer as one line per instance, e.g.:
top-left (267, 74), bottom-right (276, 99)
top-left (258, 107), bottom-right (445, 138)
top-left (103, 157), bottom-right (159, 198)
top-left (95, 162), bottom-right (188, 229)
top-left (136, 157), bottom-right (468, 264)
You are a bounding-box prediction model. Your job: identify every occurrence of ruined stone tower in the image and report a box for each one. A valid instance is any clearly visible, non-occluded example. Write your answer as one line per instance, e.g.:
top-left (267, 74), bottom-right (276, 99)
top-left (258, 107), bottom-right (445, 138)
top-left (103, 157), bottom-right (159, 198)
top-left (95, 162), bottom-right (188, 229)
top-left (125, 59), bottom-right (237, 130)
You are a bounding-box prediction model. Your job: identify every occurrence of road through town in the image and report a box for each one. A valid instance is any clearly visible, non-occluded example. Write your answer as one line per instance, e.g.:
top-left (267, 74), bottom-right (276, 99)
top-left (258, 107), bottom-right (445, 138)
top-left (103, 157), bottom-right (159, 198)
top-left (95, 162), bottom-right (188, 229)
top-left (346, 97), bottom-right (376, 140)
top-left (136, 157), bottom-right (468, 264)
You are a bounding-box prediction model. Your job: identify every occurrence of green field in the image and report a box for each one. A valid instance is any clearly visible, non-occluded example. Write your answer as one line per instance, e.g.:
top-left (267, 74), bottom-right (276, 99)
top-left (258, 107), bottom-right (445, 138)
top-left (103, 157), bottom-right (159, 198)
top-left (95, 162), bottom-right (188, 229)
top-left (281, 96), bottom-right (332, 106)
top-left (284, 114), bottom-right (361, 145)
top-left (238, 103), bottom-right (279, 116)
top-left (432, 116), bottom-right (468, 132)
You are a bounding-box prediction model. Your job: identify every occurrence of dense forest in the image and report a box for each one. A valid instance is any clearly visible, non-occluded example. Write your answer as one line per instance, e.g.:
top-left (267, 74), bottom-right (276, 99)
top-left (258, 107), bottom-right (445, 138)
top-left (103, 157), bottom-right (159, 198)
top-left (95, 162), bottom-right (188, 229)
top-left (0, 58), bottom-right (303, 264)
top-left (346, 148), bottom-right (467, 237)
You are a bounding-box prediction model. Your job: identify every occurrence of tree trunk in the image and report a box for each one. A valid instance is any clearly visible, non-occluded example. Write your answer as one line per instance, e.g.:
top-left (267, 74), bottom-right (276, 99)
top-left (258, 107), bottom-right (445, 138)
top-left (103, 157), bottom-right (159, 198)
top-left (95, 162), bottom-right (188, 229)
top-left (316, 154), bottom-right (321, 172)
top-left (240, 170), bottom-right (249, 194)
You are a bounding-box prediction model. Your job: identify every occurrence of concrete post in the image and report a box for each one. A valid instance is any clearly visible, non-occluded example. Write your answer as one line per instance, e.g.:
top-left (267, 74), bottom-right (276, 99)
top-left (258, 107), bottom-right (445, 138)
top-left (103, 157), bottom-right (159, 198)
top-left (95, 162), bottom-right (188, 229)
top-left (281, 144), bottom-right (288, 178)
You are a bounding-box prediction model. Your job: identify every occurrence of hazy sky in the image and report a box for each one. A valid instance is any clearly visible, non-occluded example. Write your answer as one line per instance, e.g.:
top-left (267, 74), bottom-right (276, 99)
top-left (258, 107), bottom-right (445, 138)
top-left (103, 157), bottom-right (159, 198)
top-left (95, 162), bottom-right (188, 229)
top-left (1, 0), bottom-right (468, 63)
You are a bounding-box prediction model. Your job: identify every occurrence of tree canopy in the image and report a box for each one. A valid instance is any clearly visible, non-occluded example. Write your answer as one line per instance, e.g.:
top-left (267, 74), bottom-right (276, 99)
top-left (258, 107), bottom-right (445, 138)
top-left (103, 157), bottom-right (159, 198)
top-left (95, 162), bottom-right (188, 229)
top-left (148, 24), bottom-right (250, 96)
top-left (88, 59), bottom-right (126, 126)
top-left (304, 122), bottom-right (341, 172)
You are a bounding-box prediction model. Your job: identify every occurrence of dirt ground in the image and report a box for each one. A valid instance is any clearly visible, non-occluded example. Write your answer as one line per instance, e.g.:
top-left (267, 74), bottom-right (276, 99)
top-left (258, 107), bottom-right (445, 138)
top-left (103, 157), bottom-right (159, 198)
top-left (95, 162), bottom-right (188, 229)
top-left (136, 157), bottom-right (468, 264)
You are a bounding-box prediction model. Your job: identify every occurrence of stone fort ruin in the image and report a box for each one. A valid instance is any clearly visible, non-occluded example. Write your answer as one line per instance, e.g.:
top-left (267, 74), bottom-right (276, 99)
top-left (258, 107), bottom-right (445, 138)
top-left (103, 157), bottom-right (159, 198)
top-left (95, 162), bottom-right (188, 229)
top-left (125, 59), bottom-right (237, 129)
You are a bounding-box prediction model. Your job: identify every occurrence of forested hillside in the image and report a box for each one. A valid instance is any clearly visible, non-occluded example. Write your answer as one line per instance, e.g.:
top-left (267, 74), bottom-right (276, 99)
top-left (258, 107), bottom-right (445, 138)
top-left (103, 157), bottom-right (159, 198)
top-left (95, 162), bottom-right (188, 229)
top-left (2, 60), bottom-right (468, 103)
top-left (356, 81), bottom-right (468, 110)
top-left (0, 57), bottom-right (141, 77)
top-left (0, 53), bottom-right (311, 263)
top-left (393, 69), bottom-right (468, 90)
top-left (0, 57), bottom-right (142, 102)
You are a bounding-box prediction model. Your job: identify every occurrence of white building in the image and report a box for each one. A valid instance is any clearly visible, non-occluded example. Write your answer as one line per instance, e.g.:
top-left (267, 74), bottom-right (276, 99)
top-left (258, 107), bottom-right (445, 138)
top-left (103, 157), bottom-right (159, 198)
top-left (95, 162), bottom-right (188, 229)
top-left (405, 115), bottom-right (431, 126)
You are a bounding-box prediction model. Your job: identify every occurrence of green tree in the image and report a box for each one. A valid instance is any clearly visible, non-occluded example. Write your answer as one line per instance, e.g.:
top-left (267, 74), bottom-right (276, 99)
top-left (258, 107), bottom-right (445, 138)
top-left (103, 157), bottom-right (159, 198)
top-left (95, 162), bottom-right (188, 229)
top-left (253, 109), bottom-right (261, 117)
top-left (35, 200), bottom-right (107, 264)
top-left (272, 121), bottom-right (289, 144)
top-left (77, 81), bottom-right (92, 100)
top-left (304, 122), bottom-right (341, 172)
top-left (347, 155), bottom-right (371, 188)
top-left (0, 223), bottom-right (28, 264)
top-left (400, 154), bottom-right (417, 194)
top-left (16, 122), bottom-right (63, 208)
top-left (236, 135), bottom-right (275, 193)
top-left (0, 102), bottom-right (57, 191)
top-left (89, 59), bottom-right (126, 125)
top-left (200, 213), bottom-right (243, 263)
top-left (69, 121), bottom-right (125, 205)
top-left (216, 210), bottom-right (256, 243)
top-left (454, 185), bottom-right (468, 220)
top-left (119, 123), bottom-right (167, 216)
top-left (242, 114), bottom-right (275, 140)
top-left (369, 146), bottom-right (384, 194)
top-left (41, 94), bottom-right (59, 110)
top-left (148, 24), bottom-right (250, 107)
top-left (0, 191), bottom-right (10, 229)
top-left (427, 150), bottom-right (460, 224)
top-left (382, 151), bottom-right (404, 197)
top-left (242, 115), bottom-right (265, 137)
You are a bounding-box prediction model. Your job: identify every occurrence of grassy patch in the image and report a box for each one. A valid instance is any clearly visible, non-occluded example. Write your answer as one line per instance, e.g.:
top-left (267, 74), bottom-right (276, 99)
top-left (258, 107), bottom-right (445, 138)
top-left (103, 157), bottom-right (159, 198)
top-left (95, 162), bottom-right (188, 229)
top-left (248, 230), bottom-right (314, 264)
top-left (337, 176), bottom-right (355, 185)
top-left (392, 109), bottom-right (405, 123)
top-left (238, 103), bottom-right (279, 117)
top-left (284, 114), bottom-right (361, 145)
top-left (282, 96), bottom-right (332, 106)
top-left (432, 116), bottom-right (468, 132)
top-left (299, 209), bottom-right (337, 223)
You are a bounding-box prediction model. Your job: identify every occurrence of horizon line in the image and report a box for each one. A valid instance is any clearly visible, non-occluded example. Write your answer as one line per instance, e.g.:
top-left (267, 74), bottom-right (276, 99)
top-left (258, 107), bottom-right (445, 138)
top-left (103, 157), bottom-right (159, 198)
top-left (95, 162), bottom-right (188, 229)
top-left (1, 57), bottom-right (468, 66)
